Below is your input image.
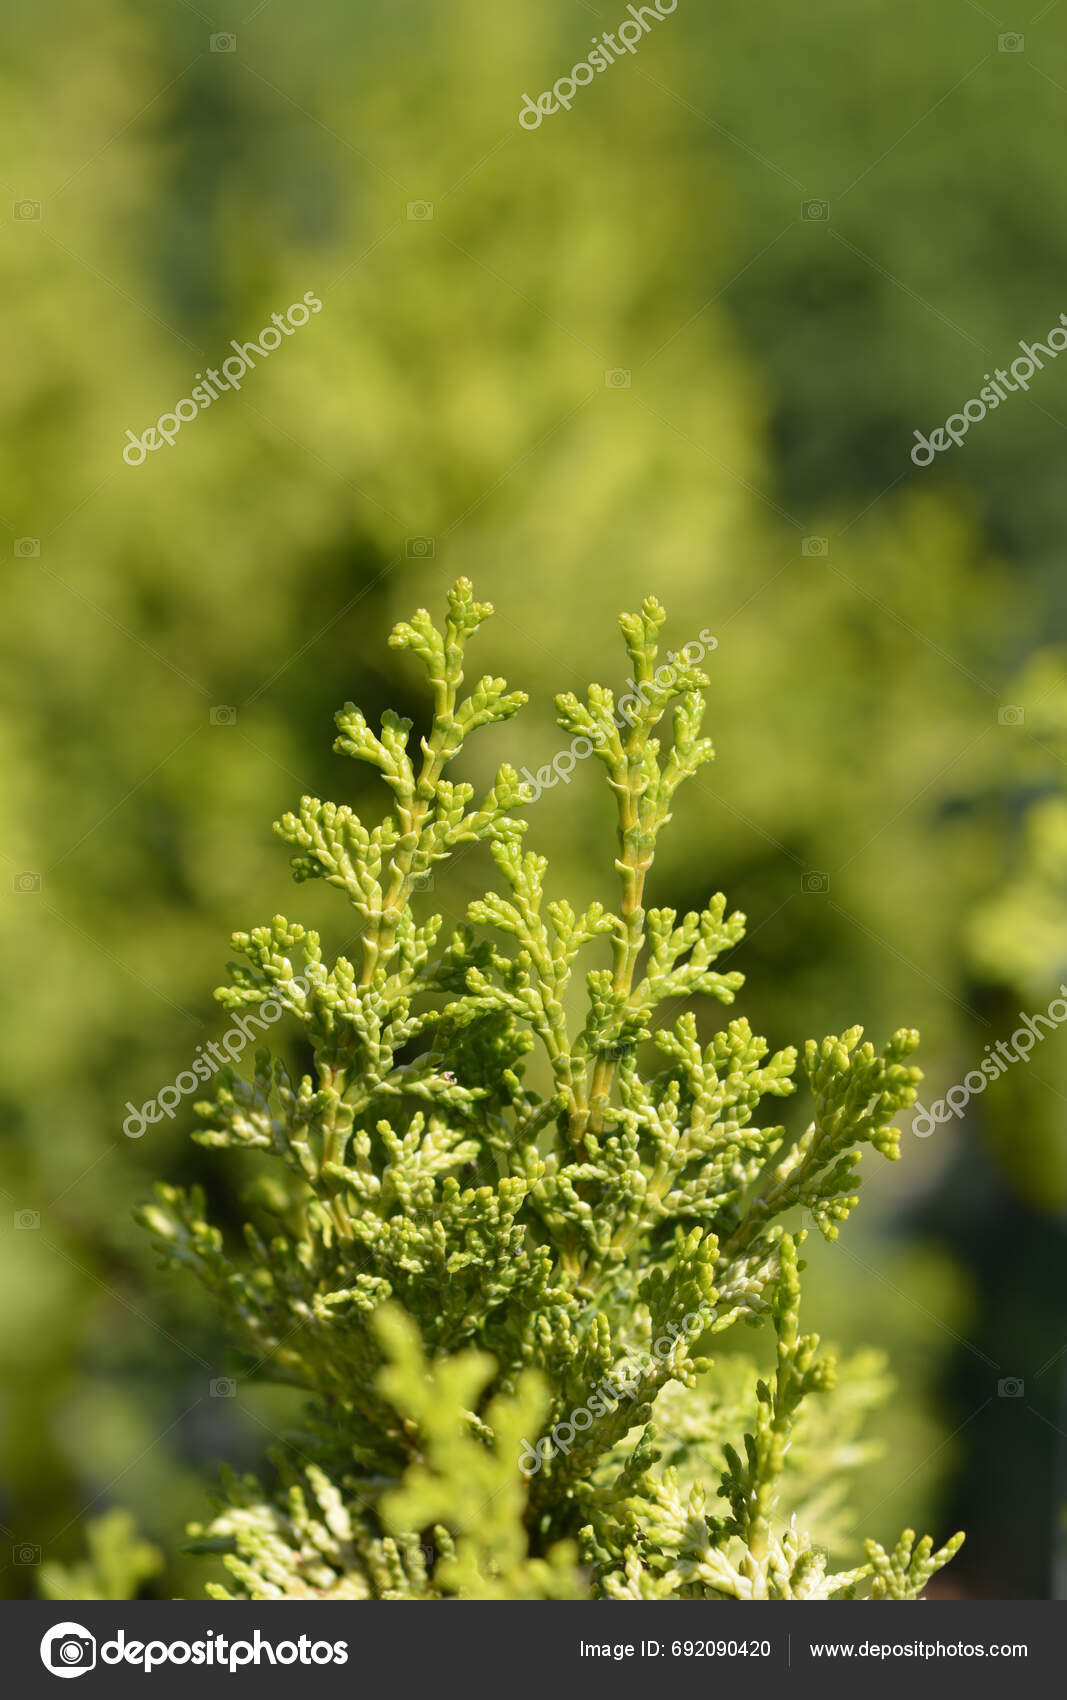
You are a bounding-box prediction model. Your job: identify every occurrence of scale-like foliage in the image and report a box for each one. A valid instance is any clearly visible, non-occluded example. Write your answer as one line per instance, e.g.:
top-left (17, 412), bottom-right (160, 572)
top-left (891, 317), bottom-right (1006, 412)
top-left (141, 580), bottom-right (961, 1599)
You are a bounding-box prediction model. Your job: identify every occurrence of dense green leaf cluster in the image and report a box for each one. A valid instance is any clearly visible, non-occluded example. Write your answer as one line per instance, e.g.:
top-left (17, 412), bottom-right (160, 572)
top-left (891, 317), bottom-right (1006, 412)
top-left (142, 581), bottom-right (961, 1599)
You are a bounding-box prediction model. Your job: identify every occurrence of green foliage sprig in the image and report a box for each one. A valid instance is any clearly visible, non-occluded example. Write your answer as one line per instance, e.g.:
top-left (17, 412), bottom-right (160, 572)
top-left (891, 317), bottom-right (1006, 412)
top-left (141, 579), bottom-right (961, 1600)
top-left (37, 1511), bottom-right (164, 1603)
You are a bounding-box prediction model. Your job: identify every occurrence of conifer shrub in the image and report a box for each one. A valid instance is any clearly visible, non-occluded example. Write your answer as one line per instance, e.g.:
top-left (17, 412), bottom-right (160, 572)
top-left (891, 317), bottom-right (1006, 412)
top-left (140, 580), bottom-right (962, 1600)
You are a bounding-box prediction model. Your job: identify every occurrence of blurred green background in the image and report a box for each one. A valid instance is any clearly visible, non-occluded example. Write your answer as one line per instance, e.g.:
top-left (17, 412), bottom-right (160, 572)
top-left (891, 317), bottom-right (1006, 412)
top-left (2, 0), bottom-right (1065, 1599)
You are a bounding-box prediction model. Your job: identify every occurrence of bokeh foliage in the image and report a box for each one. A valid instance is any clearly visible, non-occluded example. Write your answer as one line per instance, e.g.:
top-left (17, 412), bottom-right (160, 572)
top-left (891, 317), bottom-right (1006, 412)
top-left (1, 0), bottom-right (1063, 1598)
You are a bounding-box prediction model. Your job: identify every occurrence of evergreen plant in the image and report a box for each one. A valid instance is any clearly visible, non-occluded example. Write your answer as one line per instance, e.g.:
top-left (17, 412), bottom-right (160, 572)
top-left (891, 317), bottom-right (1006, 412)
top-left (142, 580), bottom-right (962, 1600)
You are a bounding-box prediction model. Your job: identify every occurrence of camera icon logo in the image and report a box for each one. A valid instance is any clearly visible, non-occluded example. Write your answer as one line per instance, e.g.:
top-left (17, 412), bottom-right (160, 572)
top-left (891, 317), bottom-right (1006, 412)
top-left (210, 32), bottom-right (237, 51)
top-left (407, 201), bottom-right (434, 220)
top-left (405, 537), bottom-right (436, 558)
top-left (997, 1376), bottom-right (1024, 1397)
top-left (14, 872), bottom-right (41, 893)
top-left (14, 1209), bottom-right (40, 1229)
top-left (802, 536), bottom-right (828, 557)
top-left (802, 199), bottom-right (829, 221)
top-left (997, 32), bottom-right (1024, 51)
top-left (604, 368), bottom-right (632, 389)
top-left (210, 1376), bottom-right (237, 1397)
top-left (14, 1542), bottom-right (41, 1563)
top-left (14, 200), bottom-right (40, 220)
top-left (997, 705), bottom-right (1024, 726)
top-left (15, 538), bottom-right (41, 557)
top-left (802, 871), bottom-right (829, 894)
top-left (210, 705), bottom-right (237, 726)
top-left (410, 870), bottom-right (435, 892)
top-left (40, 1622), bottom-right (97, 1678)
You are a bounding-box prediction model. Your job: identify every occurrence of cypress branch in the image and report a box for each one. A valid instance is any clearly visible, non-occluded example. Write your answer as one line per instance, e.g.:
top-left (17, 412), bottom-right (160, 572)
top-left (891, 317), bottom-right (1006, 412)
top-left (141, 579), bottom-right (962, 1600)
